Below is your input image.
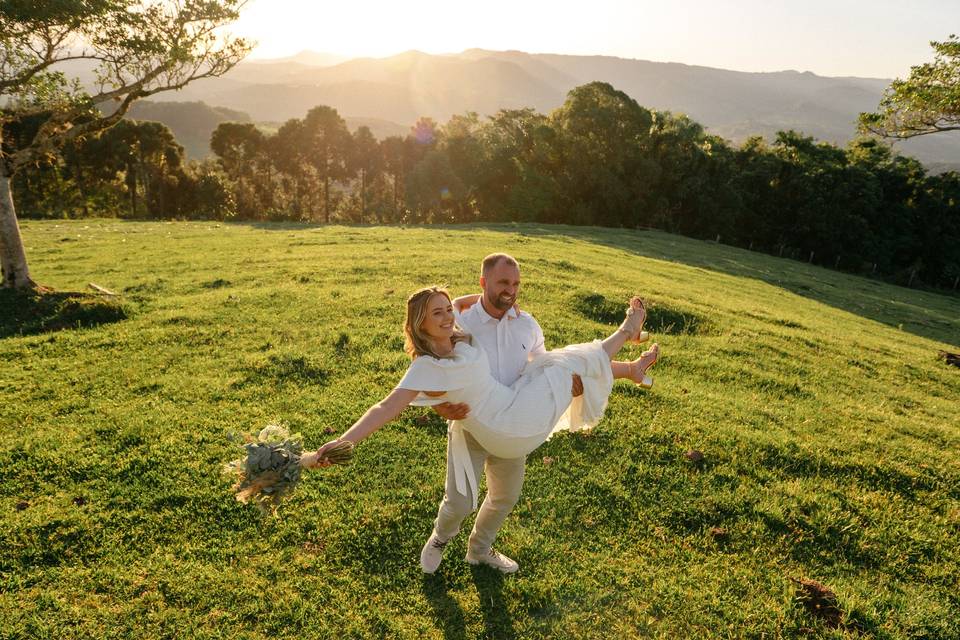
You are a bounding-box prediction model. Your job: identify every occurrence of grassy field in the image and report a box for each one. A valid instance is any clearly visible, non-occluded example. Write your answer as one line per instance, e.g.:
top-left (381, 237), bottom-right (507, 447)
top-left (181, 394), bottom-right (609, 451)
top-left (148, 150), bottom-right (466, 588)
top-left (1, 220), bottom-right (958, 639)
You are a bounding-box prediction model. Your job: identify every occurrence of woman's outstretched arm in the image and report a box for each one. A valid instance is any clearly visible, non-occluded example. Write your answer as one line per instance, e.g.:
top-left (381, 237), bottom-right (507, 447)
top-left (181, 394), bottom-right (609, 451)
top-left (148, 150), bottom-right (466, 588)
top-left (309, 387), bottom-right (420, 466)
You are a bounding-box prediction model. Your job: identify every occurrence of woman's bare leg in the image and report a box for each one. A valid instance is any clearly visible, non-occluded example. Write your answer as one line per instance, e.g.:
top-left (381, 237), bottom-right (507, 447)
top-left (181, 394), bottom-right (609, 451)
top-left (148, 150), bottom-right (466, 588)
top-left (602, 297), bottom-right (645, 359)
top-left (611, 344), bottom-right (659, 384)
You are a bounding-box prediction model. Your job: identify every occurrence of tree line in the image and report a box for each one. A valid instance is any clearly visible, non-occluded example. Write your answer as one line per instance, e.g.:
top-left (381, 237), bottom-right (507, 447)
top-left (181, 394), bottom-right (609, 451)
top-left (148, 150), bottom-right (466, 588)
top-left (11, 82), bottom-right (960, 290)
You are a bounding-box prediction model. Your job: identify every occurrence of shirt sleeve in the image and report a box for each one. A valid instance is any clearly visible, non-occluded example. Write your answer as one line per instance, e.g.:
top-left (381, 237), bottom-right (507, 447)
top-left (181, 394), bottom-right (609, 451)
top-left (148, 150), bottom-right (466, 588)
top-left (455, 305), bottom-right (476, 333)
top-left (527, 315), bottom-right (547, 357)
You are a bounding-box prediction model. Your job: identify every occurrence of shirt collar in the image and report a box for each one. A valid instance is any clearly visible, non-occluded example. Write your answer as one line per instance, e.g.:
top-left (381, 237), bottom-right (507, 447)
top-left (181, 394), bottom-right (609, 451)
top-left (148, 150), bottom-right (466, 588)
top-left (475, 300), bottom-right (519, 323)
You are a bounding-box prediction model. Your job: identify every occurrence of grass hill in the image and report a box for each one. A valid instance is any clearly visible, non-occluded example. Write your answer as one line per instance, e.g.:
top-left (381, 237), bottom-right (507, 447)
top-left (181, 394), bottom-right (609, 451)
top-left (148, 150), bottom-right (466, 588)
top-left (1, 221), bottom-right (958, 638)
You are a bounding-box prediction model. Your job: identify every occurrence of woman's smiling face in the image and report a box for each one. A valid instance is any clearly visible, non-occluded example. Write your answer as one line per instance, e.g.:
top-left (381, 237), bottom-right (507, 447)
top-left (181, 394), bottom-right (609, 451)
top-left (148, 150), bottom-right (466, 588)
top-left (420, 292), bottom-right (455, 341)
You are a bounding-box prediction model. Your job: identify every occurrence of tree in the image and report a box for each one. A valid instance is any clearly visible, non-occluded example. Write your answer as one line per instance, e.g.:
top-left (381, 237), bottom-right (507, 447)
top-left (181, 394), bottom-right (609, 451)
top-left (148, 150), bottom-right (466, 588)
top-left (302, 106), bottom-right (352, 224)
top-left (348, 125), bottom-right (381, 223)
top-left (381, 135), bottom-right (418, 222)
top-left (0, 0), bottom-right (250, 288)
top-left (550, 82), bottom-right (655, 227)
top-left (859, 35), bottom-right (960, 138)
top-left (405, 149), bottom-right (465, 223)
top-left (211, 122), bottom-right (266, 218)
top-left (477, 108), bottom-right (560, 222)
top-left (107, 120), bottom-right (185, 217)
top-left (270, 117), bottom-right (315, 220)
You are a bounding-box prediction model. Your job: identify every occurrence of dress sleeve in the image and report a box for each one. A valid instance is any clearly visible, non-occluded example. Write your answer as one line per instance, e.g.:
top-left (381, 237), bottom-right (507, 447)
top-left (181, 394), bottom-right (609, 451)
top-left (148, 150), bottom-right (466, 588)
top-left (395, 354), bottom-right (466, 391)
top-left (393, 346), bottom-right (481, 406)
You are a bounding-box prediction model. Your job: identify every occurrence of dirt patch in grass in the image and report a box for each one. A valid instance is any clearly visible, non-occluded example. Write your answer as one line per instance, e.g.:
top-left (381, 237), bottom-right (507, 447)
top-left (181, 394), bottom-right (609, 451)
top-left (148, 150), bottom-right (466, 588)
top-left (0, 289), bottom-right (128, 338)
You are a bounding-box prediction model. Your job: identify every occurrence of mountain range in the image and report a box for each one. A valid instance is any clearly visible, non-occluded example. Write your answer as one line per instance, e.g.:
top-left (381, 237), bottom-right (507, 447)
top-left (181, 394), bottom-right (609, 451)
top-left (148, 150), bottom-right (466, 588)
top-left (130, 49), bottom-right (959, 171)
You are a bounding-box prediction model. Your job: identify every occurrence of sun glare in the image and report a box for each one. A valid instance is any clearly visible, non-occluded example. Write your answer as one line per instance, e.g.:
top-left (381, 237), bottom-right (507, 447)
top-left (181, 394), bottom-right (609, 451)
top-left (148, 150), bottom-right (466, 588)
top-left (232, 0), bottom-right (951, 78)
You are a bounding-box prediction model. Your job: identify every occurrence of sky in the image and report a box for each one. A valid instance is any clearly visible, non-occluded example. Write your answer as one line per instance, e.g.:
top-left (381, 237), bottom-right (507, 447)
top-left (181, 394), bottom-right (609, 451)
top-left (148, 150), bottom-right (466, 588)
top-left (230, 0), bottom-right (958, 79)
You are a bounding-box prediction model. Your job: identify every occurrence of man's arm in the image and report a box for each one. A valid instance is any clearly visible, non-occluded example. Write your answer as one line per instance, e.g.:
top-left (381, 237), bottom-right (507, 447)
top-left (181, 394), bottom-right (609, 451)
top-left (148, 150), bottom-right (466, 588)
top-left (433, 401), bottom-right (469, 420)
top-left (453, 293), bottom-right (521, 316)
top-left (452, 293), bottom-right (481, 313)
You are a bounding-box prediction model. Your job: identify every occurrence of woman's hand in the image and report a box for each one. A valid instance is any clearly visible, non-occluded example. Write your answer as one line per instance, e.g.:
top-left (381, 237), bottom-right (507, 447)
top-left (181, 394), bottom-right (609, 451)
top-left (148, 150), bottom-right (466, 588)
top-left (305, 439), bottom-right (348, 468)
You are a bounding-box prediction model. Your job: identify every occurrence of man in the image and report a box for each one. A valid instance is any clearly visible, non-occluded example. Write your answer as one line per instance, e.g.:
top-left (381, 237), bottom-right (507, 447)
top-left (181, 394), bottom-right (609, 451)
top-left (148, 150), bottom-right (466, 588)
top-left (420, 253), bottom-right (583, 574)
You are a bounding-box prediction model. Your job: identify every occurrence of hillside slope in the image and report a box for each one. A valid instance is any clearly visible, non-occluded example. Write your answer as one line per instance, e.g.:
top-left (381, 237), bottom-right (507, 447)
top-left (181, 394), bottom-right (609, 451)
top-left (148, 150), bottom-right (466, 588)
top-left (2, 221), bottom-right (958, 638)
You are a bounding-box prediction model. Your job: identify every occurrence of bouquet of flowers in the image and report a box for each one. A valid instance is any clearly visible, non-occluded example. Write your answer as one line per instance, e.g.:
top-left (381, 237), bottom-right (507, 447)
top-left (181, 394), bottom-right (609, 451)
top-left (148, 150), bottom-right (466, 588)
top-left (224, 423), bottom-right (353, 514)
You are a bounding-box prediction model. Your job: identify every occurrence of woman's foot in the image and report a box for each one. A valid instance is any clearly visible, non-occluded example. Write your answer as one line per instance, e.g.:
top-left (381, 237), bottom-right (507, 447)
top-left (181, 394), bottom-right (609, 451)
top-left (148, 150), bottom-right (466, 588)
top-left (617, 297), bottom-right (648, 343)
top-left (628, 343), bottom-right (659, 388)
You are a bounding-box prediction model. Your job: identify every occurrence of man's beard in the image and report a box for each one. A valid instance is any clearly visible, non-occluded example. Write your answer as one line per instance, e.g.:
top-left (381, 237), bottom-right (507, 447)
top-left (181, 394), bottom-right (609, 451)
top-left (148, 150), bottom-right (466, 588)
top-left (491, 293), bottom-right (515, 310)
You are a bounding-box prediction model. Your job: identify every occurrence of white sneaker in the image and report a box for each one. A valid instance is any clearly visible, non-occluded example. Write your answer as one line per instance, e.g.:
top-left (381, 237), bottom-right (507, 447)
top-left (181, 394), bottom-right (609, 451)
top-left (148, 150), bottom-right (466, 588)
top-left (420, 532), bottom-right (451, 574)
top-left (465, 548), bottom-right (519, 573)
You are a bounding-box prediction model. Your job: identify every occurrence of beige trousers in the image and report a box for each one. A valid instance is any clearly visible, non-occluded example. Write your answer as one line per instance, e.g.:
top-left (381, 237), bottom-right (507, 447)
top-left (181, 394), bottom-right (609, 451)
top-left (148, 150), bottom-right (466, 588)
top-left (432, 428), bottom-right (526, 555)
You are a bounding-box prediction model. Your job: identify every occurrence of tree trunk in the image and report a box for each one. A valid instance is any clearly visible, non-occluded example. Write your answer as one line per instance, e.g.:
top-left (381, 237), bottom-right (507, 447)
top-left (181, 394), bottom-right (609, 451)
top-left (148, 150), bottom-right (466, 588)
top-left (0, 166), bottom-right (34, 289)
top-left (393, 173), bottom-right (399, 220)
top-left (360, 168), bottom-right (366, 224)
top-left (324, 174), bottom-right (330, 224)
top-left (127, 162), bottom-right (138, 217)
top-left (75, 164), bottom-right (90, 218)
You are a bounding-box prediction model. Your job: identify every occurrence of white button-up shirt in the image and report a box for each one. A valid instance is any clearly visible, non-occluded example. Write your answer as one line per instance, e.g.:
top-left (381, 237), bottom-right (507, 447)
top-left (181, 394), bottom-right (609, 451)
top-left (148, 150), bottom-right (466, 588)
top-left (457, 301), bottom-right (546, 386)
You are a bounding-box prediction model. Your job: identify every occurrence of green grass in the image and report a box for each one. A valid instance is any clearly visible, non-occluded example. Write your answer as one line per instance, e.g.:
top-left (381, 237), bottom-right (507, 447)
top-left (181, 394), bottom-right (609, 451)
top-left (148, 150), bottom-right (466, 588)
top-left (1, 220), bottom-right (958, 639)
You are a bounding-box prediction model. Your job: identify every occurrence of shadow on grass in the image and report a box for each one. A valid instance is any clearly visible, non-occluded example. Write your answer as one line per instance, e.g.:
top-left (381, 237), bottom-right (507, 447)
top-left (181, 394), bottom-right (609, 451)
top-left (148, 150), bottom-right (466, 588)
top-left (572, 291), bottom-right (719, 335)
top-left (500, 224), bottom-right (960, 347)
top-left (232, 353), bottom-right (329, 388)
top-left (0, 289), bottom-right (128, 338)
top-left (470, 565), bottom-right (518, 640)
top-left (422, 574), bottom-right (468, 640)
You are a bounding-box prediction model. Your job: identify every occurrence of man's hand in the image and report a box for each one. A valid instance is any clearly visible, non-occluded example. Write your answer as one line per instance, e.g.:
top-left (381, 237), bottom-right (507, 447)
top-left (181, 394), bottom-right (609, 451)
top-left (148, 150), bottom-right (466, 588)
top-left (433, 402), bottom-right (470, 421)
top-left (571, 374), bottom-right (584, 397)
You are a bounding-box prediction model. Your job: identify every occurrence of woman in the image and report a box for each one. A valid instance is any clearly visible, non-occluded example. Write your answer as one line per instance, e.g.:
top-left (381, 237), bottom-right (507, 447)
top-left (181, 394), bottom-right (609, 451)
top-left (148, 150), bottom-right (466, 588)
top-left (308, 287), bottom-right (659, 477)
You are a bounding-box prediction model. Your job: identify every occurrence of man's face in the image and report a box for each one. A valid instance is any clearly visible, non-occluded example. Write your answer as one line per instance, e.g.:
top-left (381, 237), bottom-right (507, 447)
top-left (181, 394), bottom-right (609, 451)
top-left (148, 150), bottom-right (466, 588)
top-left (481, 261), bottom-right (521, 311)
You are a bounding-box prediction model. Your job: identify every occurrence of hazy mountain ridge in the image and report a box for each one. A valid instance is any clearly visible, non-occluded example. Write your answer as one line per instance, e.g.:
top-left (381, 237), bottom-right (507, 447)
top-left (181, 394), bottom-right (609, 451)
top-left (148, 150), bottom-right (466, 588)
top-left (125, 101), bottom-right (249, 159)
top-left (137, 49), bottom-right (957, 168)
top-left (124, 100), bottom-right (410, 159)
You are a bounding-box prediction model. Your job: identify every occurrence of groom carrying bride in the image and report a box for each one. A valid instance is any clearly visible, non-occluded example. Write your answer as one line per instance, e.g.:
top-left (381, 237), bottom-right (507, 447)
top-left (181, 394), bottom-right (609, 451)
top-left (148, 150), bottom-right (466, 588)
top-left (420, 253), bottom-right (559, 574)
top-left (310, 252), bottom-right (659, 575)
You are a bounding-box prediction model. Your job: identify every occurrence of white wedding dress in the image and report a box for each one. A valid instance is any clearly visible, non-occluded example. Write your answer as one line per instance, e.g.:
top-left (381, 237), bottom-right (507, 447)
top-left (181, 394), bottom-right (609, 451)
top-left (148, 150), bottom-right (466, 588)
top-left (396, 339), bottom-right (614, 505)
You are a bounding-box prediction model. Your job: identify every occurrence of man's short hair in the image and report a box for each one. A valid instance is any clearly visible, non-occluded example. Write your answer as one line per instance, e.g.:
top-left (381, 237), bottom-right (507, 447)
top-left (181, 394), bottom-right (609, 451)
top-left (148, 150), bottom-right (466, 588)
top-left (481, 253), bottom-right (519, 275)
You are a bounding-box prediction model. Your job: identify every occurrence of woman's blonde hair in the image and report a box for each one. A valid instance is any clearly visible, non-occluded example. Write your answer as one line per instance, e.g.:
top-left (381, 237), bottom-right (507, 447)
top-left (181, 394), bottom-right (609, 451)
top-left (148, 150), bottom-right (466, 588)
top-left (404, 286), bottom-right (470, 359)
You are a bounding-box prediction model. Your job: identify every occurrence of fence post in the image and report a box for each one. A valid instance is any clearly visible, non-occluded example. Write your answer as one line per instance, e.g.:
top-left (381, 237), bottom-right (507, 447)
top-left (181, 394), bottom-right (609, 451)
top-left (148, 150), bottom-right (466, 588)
top-left (748, 240), bottom-right (753, 251)
top-left (908, 270), bottom-right (916, 287)
top-left (809, 250), bottom-right (814, 263)
top-left (779, 245), bottom-right (784, 257)
top-left (834, 255), bottom-right (841, 269)
top-left (715, 234), bottom-right (721, 243)
top-left (954, 275), bottom-right (959, 290)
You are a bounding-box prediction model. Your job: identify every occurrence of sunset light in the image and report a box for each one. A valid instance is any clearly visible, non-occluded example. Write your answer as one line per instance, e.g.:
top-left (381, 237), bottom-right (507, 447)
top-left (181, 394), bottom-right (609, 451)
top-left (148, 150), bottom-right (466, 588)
top-left (232, 0), bottom-right (958, 77)
top-left (6, 0), bottom-right (960, 635)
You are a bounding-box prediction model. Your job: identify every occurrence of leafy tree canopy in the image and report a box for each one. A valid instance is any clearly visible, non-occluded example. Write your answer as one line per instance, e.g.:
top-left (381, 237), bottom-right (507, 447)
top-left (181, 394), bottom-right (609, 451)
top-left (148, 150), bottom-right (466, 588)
top-left (859, 35), bottom-right (960, 138)
top-left (0, 0), bottom-right (251, 171)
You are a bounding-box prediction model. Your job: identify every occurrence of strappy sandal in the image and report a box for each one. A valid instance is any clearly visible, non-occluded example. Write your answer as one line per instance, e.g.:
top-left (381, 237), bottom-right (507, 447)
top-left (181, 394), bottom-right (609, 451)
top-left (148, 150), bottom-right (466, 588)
top-left (630, 343), bottom-right (659, 389)
top-left (618, 297), bottom-right (650, 344)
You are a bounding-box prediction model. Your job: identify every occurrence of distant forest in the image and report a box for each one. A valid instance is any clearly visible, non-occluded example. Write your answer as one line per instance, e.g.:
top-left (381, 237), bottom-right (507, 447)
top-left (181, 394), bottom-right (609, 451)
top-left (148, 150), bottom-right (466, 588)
top-left (10, 82), bottom-right (960, 290)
